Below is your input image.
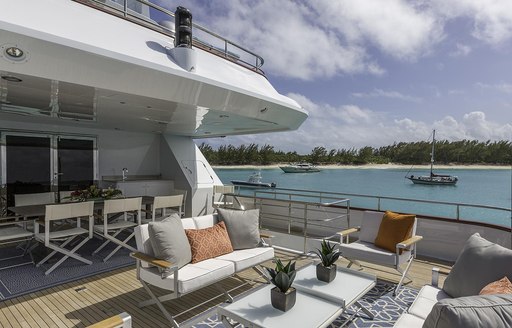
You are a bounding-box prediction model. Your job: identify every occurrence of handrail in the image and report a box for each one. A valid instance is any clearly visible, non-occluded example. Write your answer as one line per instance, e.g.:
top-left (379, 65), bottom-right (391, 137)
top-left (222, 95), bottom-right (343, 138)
top-left (237, 186), bottom-right (511, 227)
top-left (73, 0), bottom-right (265, 73)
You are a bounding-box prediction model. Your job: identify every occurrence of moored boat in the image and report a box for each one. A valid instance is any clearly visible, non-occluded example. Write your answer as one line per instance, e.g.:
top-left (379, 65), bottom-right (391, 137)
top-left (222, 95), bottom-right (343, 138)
top-left (406, 130), bottom-right (458, 185)
top-left (231, 172), bottom-right (276, 188)
top-left (280, 162), bottom-right (320, 173)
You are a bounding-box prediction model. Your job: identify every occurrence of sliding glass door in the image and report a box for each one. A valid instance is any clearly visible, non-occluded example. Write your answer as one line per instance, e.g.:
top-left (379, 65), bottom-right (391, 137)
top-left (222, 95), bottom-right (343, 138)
top-left (1, 132), bottom-right (96, 207)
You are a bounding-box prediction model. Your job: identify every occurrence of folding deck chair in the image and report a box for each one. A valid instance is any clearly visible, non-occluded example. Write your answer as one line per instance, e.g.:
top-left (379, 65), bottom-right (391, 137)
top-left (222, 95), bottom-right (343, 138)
top-left (148, 194), bottom-right (184, 222)
top-left (93, 197), bottom-right (142, 262)
top-left (35, 201), bottom-right (94, 275)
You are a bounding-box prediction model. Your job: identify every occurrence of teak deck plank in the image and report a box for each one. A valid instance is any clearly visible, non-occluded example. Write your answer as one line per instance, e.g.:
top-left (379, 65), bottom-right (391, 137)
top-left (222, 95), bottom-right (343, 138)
top-left (0, 250), bottom-right (449, 328)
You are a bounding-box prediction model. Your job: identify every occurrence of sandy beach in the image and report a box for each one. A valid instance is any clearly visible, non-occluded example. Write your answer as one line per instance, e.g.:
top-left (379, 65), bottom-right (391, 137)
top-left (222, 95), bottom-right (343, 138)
top-left (212, 163), bottom-right (511, 170)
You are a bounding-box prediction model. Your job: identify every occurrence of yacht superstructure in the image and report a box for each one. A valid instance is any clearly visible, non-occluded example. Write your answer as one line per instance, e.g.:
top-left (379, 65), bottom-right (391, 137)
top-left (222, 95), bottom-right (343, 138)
top-left (0, 0), bottom-right (307, 215)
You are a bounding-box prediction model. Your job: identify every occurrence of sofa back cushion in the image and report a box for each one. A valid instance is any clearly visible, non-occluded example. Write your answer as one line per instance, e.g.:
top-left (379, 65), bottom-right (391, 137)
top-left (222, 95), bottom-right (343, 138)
top-left (443, 233), bottom-right (512, 298)
top-left (217, 208), bottom-right (261, 250)
top-left (359, 211), bottom-right (384, 243)
top-left (148, 214), bottom-right (192, 276)
top-left (423, 294), bottom-right (512, 328)
top-left (193, 214), bottom-right (218, 229)
top-left (185, 221), bottom-right (233, 263)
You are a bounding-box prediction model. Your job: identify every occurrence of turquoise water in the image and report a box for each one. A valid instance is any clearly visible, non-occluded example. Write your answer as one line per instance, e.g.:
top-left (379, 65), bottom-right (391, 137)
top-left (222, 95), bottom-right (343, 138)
top-left (214, 168), bottom-right (512, 227)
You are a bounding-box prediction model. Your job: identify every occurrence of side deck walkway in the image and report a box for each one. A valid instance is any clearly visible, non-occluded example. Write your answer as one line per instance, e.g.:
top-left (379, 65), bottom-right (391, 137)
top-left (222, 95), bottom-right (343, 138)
top-left (0, 251), bottom-right (450, 328)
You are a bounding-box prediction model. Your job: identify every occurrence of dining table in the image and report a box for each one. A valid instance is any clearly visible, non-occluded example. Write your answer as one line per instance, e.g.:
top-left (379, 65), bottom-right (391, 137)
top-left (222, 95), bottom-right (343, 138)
top-left (8, 196), bottom-right (155, 219)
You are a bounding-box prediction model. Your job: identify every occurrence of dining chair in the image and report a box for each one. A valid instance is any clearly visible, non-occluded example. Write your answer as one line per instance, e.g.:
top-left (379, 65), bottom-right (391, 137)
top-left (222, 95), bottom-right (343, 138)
top-left (212, 185), bottom-right (235, 209)
top-left (34, 201), bottom-right (94, 275)
top-left (0, 215), bottom-right (35, 270)
top-left (93, 197), bottom-right (142, 262)
top-left (15, 192), bottom-right (55, 206)
top-left (172, 189), bottom-right (187, 217)
top-left (149, 194), bottom-right (184, 222)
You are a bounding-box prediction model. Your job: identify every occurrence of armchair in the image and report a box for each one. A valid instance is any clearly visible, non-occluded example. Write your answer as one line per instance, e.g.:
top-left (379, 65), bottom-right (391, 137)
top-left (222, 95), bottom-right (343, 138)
top-left (338, 210), bottom-right (423, 295)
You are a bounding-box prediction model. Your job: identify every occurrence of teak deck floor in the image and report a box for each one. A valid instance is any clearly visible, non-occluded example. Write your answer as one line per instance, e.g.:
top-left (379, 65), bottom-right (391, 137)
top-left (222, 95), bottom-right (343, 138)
top-left (0, 250), bottom-right (451, 328)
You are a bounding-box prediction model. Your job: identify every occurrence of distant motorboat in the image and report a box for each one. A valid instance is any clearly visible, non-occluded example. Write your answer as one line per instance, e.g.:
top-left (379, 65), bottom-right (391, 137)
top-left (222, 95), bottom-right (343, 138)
top-left (406, 130), bottom-right (458, 186)
top-left (231, 172), bottom-right (276, 188)
top-left (280, 162), bottom-right (320, 173)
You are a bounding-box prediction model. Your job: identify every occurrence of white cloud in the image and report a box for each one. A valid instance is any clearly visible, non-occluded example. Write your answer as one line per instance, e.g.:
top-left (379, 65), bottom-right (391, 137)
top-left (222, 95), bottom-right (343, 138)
top-left (431, 0), bottom-right (512, 45)
top-left (352, 89), bottom-right (422, 102)
top-left (200, 96), bottom-right (512, 153)
top-left (450, 43), bottom-right (472, 57)
top-left (476, 82), bottom-right (512, 93)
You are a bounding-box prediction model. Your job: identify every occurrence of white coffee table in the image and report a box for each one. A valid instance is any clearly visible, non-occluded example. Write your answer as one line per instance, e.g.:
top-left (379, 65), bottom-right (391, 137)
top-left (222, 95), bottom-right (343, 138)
top-left (218, 264), bottom-right (376, 328)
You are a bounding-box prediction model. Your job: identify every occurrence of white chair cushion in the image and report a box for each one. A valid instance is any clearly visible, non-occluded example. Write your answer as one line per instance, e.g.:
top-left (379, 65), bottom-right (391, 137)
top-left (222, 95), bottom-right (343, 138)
top-left (216, 247), bottom-right (274, 272)
top-left (393, 313), bottom-right (425, 328)
top-left (408, 285), bottom-right (451, 319)
top-left (181, 217), bottom-right (196, 229)
top-left (0, 226), bottom-right (33, 242)
top-left (192, 214), bottom-right (218, 229)
top-left (359, 211), bottom-right (384, 243)
top-left (340, 241), bottom-right (411, 267)
top-left (139, 258), bottom-right (235, 294)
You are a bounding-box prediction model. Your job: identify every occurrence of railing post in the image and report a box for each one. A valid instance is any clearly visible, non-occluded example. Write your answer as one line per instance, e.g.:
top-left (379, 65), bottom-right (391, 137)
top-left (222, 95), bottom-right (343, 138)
top-left (456, 205), bottom-right (460, 221)
top-left (377, 197), bottom-right (381, 211)
top-left (123, 0), bottom-right (127, 17)
top-left (303, 204), bottom-right (308, 254)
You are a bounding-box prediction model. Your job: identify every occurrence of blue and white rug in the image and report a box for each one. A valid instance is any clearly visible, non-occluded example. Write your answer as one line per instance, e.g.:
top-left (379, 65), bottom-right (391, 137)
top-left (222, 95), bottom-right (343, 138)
top-left (0, 237), bottom-right (134, 300)
top-left (190, 281), bottom-right (418, 328)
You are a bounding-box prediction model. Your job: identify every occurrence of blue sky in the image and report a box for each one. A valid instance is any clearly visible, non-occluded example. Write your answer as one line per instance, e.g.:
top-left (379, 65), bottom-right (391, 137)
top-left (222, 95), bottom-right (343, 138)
top-left (157, 0), bottom-right (512, 153)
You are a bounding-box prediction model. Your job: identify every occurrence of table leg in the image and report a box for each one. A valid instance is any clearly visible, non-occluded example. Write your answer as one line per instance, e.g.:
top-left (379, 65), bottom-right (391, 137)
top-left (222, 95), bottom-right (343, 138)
top-left (354, 301), bottom-right (374, 319)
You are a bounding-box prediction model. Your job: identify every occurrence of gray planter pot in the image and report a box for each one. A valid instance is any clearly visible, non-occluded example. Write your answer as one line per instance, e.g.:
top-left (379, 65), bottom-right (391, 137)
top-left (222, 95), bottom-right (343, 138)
top-left (316, 263), bottom-right (337, 283)
top-left (270, 287), bottom-right (296, 312)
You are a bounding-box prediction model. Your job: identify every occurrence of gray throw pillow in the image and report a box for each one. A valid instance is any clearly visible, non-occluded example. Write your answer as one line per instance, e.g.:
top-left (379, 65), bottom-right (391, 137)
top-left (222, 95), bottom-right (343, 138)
top-left (443, 233), bottom-right (512, 298)
top-left (148, 213), bottom-right (192, 277)
top-left (423, 294), bottom-right (512, 328)
top-left (217, 208), bottom-right (260, 250)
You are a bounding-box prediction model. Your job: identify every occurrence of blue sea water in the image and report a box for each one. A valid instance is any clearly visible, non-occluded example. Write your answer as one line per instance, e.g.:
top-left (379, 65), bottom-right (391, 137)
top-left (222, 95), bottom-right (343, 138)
top-left (214, 167), bottom-right (512, 227)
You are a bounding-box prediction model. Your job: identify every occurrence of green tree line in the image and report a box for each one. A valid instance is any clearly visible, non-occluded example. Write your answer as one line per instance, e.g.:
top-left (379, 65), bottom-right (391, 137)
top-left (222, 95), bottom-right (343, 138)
top-left (199, 140), bottom-right (512, 165)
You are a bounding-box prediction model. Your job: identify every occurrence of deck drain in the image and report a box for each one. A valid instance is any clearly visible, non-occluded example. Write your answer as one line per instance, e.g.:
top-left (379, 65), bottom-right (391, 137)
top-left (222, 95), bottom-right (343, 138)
top-left (75, 287), bottom-right (87, 293)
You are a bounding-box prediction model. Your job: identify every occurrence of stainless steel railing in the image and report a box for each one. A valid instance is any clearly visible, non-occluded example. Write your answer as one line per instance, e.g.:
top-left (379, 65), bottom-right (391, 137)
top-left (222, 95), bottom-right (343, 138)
top-left (74, 0), bottom-right (265, 73)
top-left (236, 186), bottom-right (511, 228)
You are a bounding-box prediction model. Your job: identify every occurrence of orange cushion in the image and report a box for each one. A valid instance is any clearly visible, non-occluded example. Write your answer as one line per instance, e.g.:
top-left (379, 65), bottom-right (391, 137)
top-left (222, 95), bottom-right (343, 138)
top-left (374, 211), bottom-right (415, 253)
top-left (479, 276), bottom-right (512, 295)
top-left (185, 221), bottom-right (233, 263)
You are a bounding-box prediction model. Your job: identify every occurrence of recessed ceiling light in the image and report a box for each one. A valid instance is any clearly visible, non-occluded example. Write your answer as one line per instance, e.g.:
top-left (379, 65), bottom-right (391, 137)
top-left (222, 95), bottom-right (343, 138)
top-left (1, 75), bottom-right (22, 82)
top-left (5, 47), bottom-right (23, 58)
top-left (120, 101), bottom-right (126, 104)
top-left (146, 106), bottom-right (152, 109)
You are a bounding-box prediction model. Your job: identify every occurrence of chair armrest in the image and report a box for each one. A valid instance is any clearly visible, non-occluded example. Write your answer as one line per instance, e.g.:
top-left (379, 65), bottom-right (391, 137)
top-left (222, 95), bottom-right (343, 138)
top-left (396, 235), bottom-right (423, 249)
top-left (130, 252), bottom-right (175, 270)
top-left (431, 266), bottom-right (450, 288)
top-left (259, 232), bottom-right (274, 239)
top-left (337, 227), bottom-right (360, 237)
top-left (87, 312), bottom-right (131, 328)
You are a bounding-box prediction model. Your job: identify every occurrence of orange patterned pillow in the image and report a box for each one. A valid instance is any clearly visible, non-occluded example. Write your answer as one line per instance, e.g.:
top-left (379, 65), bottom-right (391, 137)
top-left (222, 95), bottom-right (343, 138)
top-left (479, 276), bottom-right (512, 295)
top-left (185, 221), bottom-right (233, 263)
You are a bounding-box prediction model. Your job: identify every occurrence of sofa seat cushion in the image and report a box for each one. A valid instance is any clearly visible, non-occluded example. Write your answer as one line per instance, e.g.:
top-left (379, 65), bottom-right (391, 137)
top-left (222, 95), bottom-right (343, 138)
top-left (216, 246), bottom-right (274, 272)
top-left (423, 294), bottom-right (512, 328)
top-left (408, 285), bottom-right (451, 319)
top-left (339, 241), bottom-right (411, 267)
top-left (139, 258), bottom-right (235, 294)
top-left (392, 313), bottom-right (424, 328)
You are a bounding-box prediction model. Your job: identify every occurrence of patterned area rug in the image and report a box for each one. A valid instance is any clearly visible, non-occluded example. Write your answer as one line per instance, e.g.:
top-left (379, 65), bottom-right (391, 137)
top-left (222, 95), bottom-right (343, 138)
top-left (190, 281), bottom-right (418, 328)
top-left (0, 237), bottom-right (134, 300)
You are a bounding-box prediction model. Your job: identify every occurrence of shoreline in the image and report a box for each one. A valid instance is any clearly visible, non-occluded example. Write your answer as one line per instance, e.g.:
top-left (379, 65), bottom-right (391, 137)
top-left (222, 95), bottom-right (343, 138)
top-left (212, 164), bottom-right (512, 170)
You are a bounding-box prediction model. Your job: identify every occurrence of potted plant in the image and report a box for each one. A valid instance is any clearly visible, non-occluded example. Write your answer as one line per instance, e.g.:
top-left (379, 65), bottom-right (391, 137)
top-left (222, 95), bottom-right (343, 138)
top-left (266, 258), bottom-right (297, 312)
top-left (314, 239), bottom-right (341, 283)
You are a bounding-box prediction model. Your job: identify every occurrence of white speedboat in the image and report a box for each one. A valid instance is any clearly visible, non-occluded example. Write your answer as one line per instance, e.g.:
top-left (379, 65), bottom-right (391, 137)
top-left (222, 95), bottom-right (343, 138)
top-left (280, 162), bottom-right (320, 173)
top-left (231, 172), bottom-right (276, 188)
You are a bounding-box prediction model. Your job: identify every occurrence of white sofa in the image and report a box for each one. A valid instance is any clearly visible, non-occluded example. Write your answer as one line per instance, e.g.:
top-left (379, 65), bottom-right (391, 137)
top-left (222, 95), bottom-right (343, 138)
top-left (131, 213), bottom-right (274, 327)
top-left (394, 233), bottom-right (512, 328)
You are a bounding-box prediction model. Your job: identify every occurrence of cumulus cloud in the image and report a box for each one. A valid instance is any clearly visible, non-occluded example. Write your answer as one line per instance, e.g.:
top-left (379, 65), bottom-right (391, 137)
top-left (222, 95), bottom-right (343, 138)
top-left (352, 89), bottom-right (422, 102)
top-left (200, 96), bottom-right (512, 154)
